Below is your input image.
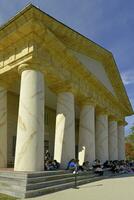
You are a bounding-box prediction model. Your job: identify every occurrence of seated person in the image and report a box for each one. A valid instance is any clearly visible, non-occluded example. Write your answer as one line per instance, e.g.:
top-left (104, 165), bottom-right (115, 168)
top-left (52, 160), bottom-right (60, 169)
top-left (44, 160), bottom-right (50, 170)
top-left (111, 164), bottom-right (119, 173)
top-left (66, 159), bottom-right (75, 170)
top-left (92, 159), bottom-right (102, 169)
top-left (44, 160), bottom-right (55, 170)
top-left (67, 159), bottom-right (77, 172)
top-left (103, 160), bottom-right (111, 168)
top-left (83, 161), bottom-right (92, 171)
top-left (95, 166), bottom-right (103, 176)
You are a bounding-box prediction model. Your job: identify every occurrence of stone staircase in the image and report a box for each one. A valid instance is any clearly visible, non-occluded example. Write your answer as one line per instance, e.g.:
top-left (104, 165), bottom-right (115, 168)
top-left (0, 170), bottom-right (110, 198)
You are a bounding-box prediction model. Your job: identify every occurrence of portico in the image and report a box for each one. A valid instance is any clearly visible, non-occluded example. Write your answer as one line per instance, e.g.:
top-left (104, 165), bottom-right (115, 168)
top-left (0, 4), bottom-right (133, 172)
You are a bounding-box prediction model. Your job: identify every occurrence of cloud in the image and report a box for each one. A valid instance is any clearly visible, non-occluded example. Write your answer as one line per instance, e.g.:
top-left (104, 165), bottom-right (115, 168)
top-left (121, 71), bottom-right (134, 85)
top-left (125, 115), bottom-right (134, 135)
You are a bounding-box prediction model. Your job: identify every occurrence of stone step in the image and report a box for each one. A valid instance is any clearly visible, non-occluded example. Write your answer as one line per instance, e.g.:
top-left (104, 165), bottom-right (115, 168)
top-left (27, 170), bottom-right (70, 178)
top-left (78, 175), bottom-right (104, 185)
top-left (26, 181), bottom-right (74, 198)
top-left (25, 175), bottom-right (102, 198)
top-left (28, 172), bottom-right (74, 183)
top-left (27, 171), bottom-right (94, 184)
top-left (27, 174), bottom-right (97, 190)
top-left (27, 176), bottom-right (75, 190)
top-left (0, 169), bottom-right (115, 199)
top-left (0, 171), bottom-right (27, 179)
top-left (0, 177), bottom-right (26, 187)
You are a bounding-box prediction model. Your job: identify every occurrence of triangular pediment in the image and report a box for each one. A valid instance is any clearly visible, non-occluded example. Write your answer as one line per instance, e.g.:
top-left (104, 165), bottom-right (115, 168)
top-left (69, 49), bottom-right (116, 97)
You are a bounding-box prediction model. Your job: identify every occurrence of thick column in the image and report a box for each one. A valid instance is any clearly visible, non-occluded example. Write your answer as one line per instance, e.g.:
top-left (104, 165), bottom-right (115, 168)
top-left (95, 112), bottom-right (108, 162)
top-left (54, 92), bottom-right (75, 168)
top-left (14, 64), bottom-right (44, 171)
top-left (108, 119), bottom-right (118, 160)
top-left (118, 123), bottom-right (125, 160)
top-left (78, 104), bottom-right (95, 165)
top-left (0, 88), bottom-right (7, 168)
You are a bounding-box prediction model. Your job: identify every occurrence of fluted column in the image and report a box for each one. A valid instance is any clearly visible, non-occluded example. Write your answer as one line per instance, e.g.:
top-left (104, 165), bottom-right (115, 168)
top-left (78, 104), bottom-right (95, 165)
top-left (108, 119), bottom-right (118, 160)
top-left (0, 87), bottom-right (7, 168)
top-left (118, 122), bottom-right (125, 160)
top-left (95, 111), bottom-right (109, 162)
top-left (54, 92), bottom-right (75, 168)
top-left (14, 64), bottom-right (45, 171)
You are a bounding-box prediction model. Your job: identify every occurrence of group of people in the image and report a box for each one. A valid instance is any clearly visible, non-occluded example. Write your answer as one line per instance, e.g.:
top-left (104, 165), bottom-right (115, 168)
top-left (66, 158), bottom-right (134, 176)
top-left (44, 150), bottom-right (134, 176)
top-left (44, 150), bottom-right (60, 170)
top-left (103, 160), bottom-right (134, 174)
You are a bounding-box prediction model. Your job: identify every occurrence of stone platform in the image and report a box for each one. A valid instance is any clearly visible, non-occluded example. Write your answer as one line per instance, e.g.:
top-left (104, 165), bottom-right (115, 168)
top-left (0, 169), bottom-right (110, 198)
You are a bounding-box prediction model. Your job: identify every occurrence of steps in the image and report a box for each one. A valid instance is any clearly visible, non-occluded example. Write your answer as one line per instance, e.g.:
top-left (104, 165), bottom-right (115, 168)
top-left (0, 170), bottom-right (111, 198)
top-left (25, 171), bottom-right (100, 198)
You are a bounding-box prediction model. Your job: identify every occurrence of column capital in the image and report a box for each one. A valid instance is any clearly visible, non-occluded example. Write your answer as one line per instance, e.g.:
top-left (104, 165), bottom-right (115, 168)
top-left (118, 120), bottom-right (127, 126)
top-left (18, 63), bottom-right (32, 74)
top-left (50, 81), bottom-right (76, 95)
top-left (108, 115), bottom-right (118, 122)
top-left (18, 63), bottom-right (43, 74)
top-left (96, 107), bottom-right (109, 116)
top-left (79, 97), bottom-right (96, 108)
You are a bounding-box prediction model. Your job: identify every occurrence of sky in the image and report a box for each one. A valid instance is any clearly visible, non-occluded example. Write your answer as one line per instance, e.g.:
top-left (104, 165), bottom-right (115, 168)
top-left (0, 0), bottom-right (134, 135)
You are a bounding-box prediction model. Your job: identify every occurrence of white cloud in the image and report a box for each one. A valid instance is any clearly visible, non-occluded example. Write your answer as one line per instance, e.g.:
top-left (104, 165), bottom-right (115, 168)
top-left (121, 71), bottom-right (134, 85)
top-left (125, 115), bottom-right (134, 135)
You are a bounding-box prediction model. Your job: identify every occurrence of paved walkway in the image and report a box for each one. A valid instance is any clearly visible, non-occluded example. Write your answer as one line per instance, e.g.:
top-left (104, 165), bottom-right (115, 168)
top-left (21, 174), bottom-right (134, 200)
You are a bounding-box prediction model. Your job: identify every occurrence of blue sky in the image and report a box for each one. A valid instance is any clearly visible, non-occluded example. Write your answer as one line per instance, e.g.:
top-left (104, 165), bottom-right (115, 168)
top-left (0, 0), bottom-right (134, 134)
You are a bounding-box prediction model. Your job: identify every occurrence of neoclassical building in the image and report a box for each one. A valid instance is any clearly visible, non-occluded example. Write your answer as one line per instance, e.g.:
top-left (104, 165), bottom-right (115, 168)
top-left (0, 4), bottom-right (133, 171)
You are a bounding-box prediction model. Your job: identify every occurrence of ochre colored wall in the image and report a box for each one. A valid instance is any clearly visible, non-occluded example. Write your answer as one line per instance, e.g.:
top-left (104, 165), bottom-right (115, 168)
top-left (7, 92), bottom-right (19, 166)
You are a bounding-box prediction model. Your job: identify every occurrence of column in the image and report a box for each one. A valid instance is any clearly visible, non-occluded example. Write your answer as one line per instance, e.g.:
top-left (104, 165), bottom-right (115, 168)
top-left (78, 104), bottom-right (95, 165)
top-left (95, 111), bottom-right (109, 162)
top-left (118, 122), bottom-right (125, 160)
top-left (14, 64), bottom-right (44, 171)
top-left (0, 87), bottom-right (7, 168)
top-left (54, 92), bottom-right (75, 168)
top-left (108, 119), bottom-right (118, 160)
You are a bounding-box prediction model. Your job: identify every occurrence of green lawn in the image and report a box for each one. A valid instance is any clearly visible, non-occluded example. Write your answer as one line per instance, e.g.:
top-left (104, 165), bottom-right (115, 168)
top-left (0, 193), bottom-right (17, 200)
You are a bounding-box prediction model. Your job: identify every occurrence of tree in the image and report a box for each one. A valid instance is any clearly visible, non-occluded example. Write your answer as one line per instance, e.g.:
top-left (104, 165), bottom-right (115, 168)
top-left (125, 142), bottom-right (134, 160)
top-left (125, 125), bottom-right (134, 160)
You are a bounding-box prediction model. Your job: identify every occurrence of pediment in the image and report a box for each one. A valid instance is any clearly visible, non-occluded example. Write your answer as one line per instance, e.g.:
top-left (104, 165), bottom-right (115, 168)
top-left (69, 49), bottom-right (116, 97)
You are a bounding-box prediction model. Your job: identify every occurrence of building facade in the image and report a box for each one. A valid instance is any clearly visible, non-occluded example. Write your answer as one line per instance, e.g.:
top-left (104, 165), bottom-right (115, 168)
top-left (0, 4), bottom-right (133, 171)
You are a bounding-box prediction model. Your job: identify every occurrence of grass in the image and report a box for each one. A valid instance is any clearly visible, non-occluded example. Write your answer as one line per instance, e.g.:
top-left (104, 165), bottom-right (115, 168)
top-left (0, 193), bottom-right (17, 200)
